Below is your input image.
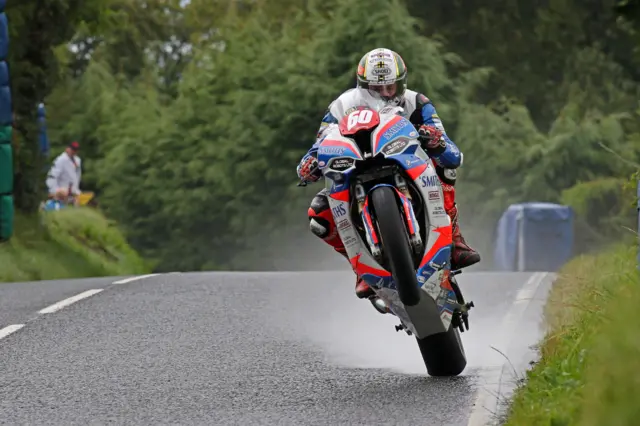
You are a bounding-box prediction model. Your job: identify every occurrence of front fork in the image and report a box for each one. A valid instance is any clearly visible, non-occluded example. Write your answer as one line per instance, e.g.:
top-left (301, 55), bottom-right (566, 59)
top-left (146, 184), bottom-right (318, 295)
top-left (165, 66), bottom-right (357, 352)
top-left (393, 173), bottom-right (424, 255)
top-left (354, 173), bottom-right (424, 263)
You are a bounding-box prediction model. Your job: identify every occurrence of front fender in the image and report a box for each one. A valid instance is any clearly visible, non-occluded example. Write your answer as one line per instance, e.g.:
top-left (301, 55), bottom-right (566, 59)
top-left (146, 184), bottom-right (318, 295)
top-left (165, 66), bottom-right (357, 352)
top-left (361, 183), bottom-right (421, 254)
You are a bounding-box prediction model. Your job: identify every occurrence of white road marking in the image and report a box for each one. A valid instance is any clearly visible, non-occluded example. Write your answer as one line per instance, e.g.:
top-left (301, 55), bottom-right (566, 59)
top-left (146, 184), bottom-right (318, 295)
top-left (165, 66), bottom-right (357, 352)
top-left (112, 274), bottom-right (160, 285)
top-left (467, 272), bottom-right (550, 426)
top-left (38, 289), bottom-right (104, 314)
top-left (0, 324), bottom-right (25, 340)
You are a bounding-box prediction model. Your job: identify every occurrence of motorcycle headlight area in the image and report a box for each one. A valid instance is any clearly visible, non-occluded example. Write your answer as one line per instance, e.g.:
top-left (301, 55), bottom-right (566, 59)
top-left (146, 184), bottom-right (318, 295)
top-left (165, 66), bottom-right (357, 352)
top-left (324, 158), bottom-right (356, 182)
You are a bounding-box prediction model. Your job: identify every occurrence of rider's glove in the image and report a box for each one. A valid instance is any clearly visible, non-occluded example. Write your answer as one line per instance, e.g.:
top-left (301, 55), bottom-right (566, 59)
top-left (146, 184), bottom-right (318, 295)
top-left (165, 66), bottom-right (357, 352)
top-left (418, 125), bottom-right (446, 155)
top-left (297, 154), bottom-right (321, 183)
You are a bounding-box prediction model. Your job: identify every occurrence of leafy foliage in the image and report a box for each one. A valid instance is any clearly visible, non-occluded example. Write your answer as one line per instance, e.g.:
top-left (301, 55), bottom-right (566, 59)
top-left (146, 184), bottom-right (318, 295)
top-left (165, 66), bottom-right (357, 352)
top-left (10, 0), bottom-right (640, 271)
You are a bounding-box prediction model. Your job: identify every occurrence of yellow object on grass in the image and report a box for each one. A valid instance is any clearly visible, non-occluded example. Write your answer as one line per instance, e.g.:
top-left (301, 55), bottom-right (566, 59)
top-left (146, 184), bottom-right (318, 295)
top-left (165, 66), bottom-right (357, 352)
top-left (76, 192), bottom-right (94, 206)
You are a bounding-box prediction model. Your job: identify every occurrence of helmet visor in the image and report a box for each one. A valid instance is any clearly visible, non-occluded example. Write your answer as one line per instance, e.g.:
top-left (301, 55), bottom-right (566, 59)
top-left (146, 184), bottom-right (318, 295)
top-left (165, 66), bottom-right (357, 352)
top-left (367, 83), bottom-right (398, 98)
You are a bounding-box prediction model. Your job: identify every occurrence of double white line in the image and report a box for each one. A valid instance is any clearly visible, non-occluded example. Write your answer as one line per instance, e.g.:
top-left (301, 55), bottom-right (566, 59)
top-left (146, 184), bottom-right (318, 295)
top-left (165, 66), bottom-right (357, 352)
top-left (0, 273), bottom-right (161, 342)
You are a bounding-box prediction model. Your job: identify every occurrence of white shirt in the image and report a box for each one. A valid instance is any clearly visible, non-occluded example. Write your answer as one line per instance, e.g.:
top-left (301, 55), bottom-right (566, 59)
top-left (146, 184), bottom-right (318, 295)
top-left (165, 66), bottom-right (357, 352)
top-left (46, 151), bottom-right (82, 195)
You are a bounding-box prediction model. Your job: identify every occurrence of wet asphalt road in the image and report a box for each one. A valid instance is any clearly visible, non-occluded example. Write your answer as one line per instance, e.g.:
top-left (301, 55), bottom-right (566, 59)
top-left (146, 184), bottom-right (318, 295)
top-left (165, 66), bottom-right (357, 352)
top-left (0, 270), bottom-right (554, 425)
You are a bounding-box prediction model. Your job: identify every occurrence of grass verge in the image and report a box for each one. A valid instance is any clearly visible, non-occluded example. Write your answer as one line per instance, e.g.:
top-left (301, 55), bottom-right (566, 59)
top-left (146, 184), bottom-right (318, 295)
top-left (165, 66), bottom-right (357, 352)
top-left (0, 207), bottom-right (150, 283)
top-left (504, 243), bottom-right (640, 425)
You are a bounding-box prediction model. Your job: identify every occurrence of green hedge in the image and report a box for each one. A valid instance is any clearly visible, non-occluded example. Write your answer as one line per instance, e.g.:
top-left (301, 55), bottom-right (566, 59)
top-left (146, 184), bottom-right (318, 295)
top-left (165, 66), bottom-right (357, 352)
top-left (0, 208), bottom-right (150, 283)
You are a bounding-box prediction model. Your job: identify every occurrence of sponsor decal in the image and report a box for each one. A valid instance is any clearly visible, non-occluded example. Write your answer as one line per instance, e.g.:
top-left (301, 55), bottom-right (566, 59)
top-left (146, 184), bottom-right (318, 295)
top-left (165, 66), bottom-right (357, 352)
top-left (343, 235), bottom-right (358, 247)
top-left (319, 146), bottom-right (346, 155)
top-left (337, 218), bottom-right (351, 230)
top-left (405, 157), bottom-right (421, 167)
top-left (428, 191), bottom-right (440, 201)
top-left (433, 206), bottom-right (447, 216)
top-left (332, 204), bottom-right (347, 217)
top-left (420, 175), bottom-right (439, 187)
top-left (372, 51), bottom-right (392, 59)
top-left (330, 158), bottom-right (355, 171)
top-left (382, 121), bottom-right (406, 140)
top-left (382, 139), bottom-right (409, 155)
top-left (372, 67), bottom-right (391, 76)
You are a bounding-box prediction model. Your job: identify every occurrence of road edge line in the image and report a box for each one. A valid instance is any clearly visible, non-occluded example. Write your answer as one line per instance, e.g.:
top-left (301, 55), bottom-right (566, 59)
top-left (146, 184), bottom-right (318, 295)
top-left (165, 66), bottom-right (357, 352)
top-left (112, 274), bottom-right (160, 285)
top-left (466, 272), bottom-right (550, 426)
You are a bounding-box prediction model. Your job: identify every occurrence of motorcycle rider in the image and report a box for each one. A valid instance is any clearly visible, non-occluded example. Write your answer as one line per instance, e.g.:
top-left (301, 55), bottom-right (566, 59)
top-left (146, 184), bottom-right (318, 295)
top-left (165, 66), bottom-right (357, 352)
top-left (297, 47), bottom-right (481, 300)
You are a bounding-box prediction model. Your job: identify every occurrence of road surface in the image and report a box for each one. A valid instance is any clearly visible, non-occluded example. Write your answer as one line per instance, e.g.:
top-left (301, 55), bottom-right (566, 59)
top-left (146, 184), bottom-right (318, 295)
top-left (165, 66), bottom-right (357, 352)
top-left (0, 270), bottom-right (554, 425)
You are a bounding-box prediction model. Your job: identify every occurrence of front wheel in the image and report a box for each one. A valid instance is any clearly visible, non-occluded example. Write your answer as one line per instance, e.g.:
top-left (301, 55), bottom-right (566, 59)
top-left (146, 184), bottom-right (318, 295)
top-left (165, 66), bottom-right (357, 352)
top-left (369, 185), bottom-right (421, 306)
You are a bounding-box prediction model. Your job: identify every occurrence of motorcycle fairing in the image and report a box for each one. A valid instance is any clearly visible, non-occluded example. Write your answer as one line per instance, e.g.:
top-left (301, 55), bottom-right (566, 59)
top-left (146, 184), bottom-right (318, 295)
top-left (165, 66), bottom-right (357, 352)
top-left (317, 110), bottom-right (458, 336)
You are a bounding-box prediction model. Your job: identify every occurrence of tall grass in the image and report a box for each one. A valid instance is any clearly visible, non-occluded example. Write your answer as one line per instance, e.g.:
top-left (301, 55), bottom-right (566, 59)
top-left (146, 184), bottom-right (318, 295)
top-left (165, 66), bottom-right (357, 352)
top-left (504, 244), bottom-right (640, 425)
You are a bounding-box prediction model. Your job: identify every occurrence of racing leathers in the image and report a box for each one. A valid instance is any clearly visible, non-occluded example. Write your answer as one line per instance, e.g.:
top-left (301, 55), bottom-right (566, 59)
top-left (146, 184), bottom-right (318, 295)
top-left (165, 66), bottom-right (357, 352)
top-left (297, 88), bottom-right (481, 299)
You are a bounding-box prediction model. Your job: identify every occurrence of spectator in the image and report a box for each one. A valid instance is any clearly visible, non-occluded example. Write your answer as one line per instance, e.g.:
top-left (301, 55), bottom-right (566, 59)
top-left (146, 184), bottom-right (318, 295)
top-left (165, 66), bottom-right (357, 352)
top-left (45, 141), bottom-right (82, 204)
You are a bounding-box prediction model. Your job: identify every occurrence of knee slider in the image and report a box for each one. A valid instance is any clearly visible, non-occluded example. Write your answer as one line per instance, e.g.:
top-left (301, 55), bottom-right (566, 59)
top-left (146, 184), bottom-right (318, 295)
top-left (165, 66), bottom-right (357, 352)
top-left (309, 217), bottom-right (330, 238)
top-left (436, 165), bottom-right (457, 186)
top-left (309, 189), bottom-right (330, 212)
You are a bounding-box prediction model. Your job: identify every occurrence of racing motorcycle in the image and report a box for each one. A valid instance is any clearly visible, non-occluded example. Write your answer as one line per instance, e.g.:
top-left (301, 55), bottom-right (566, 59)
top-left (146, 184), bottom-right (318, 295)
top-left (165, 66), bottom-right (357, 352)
top-left (298, 105), bottom-right (474, 376)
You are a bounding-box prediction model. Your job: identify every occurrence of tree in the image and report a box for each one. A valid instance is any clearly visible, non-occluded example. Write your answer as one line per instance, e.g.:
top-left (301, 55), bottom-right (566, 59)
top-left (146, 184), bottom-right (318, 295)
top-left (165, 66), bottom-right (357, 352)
top-left (33, 0), bottom-right (640, 270)
top-left (404, 0), bottom-right (640, 130)
top-left (81, 0), bottom-right (480, 271)
top-left (7, 0), bottom-right (107, 211)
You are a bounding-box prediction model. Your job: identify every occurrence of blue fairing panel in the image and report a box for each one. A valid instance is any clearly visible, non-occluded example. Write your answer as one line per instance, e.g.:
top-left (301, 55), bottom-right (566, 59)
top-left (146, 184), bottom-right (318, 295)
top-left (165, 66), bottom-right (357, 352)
top-left (374, 116), bottom-right (418, 155)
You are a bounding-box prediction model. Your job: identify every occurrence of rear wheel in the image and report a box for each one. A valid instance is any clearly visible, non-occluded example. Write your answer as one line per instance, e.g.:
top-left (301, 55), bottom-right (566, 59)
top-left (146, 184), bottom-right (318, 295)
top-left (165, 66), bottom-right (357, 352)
top-left (370, 185), bottom-right (467, 376)
top-left (416, 325), bottom-right (467, 376)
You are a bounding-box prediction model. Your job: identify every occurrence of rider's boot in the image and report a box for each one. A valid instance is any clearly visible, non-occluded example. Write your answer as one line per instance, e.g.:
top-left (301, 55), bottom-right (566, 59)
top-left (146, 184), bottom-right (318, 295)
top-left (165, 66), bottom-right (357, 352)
top-left (435, 165), bottom-right (481, 271)
top-left (347, 251), bottom-right (387, 313)
top-left (334, 247), bottom-right (375, 299)
top-left (443, 196), bottom-right (481, 270)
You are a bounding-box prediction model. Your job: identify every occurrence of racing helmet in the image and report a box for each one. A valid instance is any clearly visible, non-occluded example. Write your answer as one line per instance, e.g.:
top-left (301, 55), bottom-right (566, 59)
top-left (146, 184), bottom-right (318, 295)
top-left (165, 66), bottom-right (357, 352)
top-left (356, 48), bottom-right (408, 106)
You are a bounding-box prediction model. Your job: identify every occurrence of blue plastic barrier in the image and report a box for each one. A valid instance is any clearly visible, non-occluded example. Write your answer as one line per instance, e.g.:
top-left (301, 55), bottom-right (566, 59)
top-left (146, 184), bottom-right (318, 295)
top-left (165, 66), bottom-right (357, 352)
top-left (493, 202), bottom-right (574, 272)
